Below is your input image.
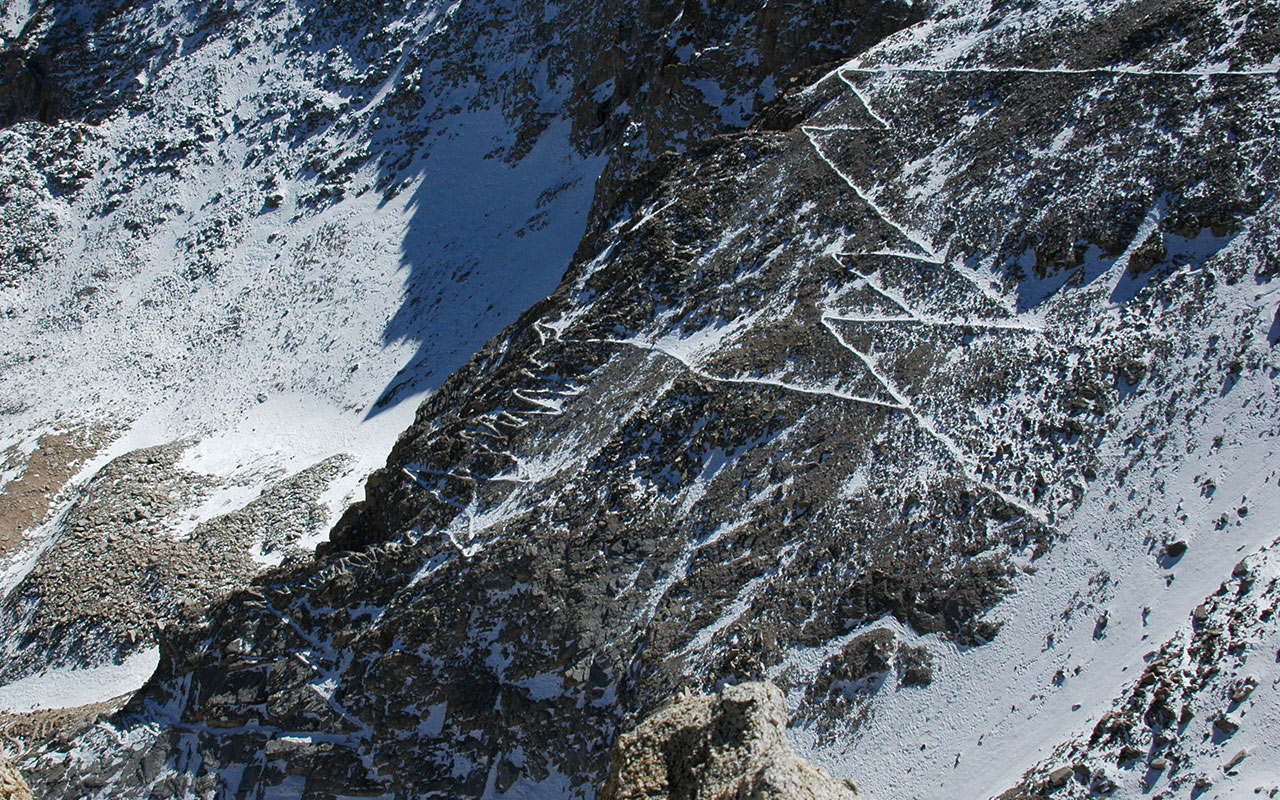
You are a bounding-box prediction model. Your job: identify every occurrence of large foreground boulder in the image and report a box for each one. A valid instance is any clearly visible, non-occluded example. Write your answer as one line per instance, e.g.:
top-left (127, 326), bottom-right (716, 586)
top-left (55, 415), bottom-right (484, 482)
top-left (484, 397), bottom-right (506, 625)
top-left (0, 758), bottom-right (31, 800)
top-left (600, 682), bottom-right (862, 800)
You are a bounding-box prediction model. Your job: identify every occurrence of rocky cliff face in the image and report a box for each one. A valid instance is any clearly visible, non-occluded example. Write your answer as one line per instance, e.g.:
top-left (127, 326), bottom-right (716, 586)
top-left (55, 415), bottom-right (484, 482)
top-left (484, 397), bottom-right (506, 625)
top-left (3, 0), bottom-right (1280, 798)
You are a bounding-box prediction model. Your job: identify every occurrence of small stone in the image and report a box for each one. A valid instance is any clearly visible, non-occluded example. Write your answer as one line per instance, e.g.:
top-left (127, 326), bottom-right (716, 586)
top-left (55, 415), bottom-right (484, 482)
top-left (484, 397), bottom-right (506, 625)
top-left (1048, 766), bottom-right (1074, 787)
top-left (1149, 758), bottom-right (1168, 771)
top-left (1164, 540), bottom-right (1188, 559)
top-left (1232, 680), bottom-right (1257, 704)
top-left (1092, 776), bottom-right (1118, 794)
top-left (1118, 746), bottom-right (1144, 763)
top-left (1225, 750), bottom-right (1248, 774)
top-left (1214, 715), bottom-right (1240, 736)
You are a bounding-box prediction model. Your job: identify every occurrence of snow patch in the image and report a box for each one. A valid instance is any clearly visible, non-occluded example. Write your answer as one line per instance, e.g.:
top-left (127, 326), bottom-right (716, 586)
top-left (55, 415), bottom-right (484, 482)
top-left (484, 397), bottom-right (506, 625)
top-left (0, 647), bottom-right (160, 713)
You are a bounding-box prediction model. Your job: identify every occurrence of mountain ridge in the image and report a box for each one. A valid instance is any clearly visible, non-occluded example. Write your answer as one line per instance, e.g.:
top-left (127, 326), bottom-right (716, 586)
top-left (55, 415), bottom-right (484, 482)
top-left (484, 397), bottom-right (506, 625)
top-left (2, 0), bottom-right (1279, 797)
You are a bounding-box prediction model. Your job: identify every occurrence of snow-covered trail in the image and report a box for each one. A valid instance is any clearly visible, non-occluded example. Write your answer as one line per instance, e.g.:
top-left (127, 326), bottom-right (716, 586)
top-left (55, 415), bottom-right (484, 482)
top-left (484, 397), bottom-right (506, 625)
top-left (800, 71), bottom-right (1058, 528)
top-left (591, 336), bottom-right (907, 411)
top-left (802, 128), bottom-right (943, 265)
top-left (822, 312), bottom-right (1042, 333)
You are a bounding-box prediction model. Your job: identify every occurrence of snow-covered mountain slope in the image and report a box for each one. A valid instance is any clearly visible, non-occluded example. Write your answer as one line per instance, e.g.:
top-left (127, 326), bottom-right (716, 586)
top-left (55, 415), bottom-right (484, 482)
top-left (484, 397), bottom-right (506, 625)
top-left (0, 0), bottom-right (602, 692)
top-left (4, 0), bottom-right (1280, 797)
top-left (0, 0), bottom-right (910, 704)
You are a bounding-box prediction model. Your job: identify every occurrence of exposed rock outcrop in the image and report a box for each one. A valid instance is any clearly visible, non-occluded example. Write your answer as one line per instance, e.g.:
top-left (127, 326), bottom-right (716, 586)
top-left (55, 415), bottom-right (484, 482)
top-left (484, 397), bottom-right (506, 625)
top-left (0, 758), bottom-right (31, 800)
top-left (601, 683), bottom-right (861, 800)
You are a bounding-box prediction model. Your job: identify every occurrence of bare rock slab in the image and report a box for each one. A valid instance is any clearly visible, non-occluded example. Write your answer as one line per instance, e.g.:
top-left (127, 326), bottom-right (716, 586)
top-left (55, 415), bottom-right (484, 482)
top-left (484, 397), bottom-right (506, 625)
top-left (600, 682), bottom-right (861, 800)
top-left (0, 758), bottom-right (32, 800)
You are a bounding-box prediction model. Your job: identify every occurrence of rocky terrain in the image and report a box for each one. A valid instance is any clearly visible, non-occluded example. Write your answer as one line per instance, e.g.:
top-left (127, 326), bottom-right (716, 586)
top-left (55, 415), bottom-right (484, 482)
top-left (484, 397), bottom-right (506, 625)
top-left (0, 444), bottom-right (350, 684)
top-left (599, 682), bottom-right (861, 800)
top-left (1, 0), bottom-right (1279, 797)
top-left (1001, 535), bottom-right (1280, 799)
top-left (1, 0), bottom-right (916, 717)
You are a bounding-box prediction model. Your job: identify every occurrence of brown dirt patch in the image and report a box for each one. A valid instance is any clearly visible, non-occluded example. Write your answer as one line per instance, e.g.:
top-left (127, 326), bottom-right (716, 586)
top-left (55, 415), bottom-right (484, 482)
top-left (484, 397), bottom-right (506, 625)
top-left (0, 427), bottom-right (107, 560)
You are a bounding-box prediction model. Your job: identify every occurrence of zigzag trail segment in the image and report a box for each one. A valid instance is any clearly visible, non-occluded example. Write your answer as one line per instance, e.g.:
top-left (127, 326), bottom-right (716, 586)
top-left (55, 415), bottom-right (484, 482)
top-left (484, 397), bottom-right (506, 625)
top-left (802, 66), bottom-right (1057, 526)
